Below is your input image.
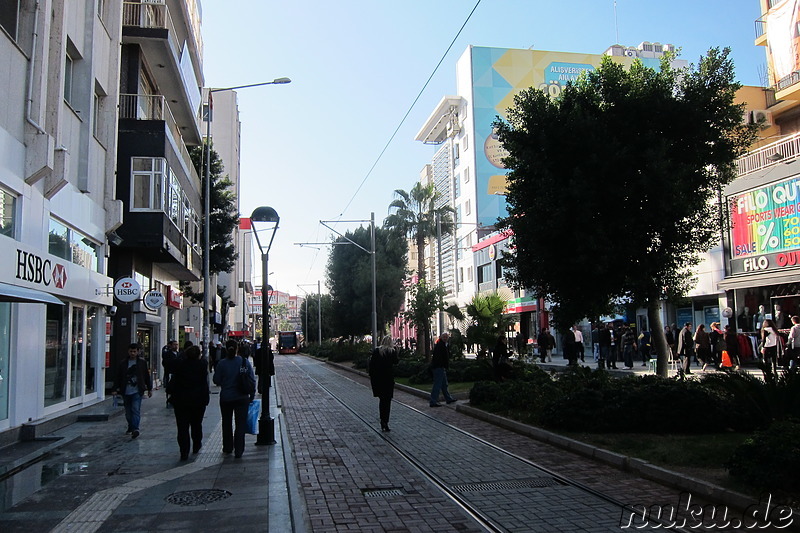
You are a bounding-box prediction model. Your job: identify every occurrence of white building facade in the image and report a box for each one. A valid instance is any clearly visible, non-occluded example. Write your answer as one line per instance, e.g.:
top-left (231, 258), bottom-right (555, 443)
top-left (0, 0), bottom-right (123, 440)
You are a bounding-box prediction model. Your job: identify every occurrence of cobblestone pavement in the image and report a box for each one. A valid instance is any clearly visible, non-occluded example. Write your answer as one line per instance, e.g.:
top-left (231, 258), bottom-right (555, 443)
top-left (280, 356), bottom-right (664, 532)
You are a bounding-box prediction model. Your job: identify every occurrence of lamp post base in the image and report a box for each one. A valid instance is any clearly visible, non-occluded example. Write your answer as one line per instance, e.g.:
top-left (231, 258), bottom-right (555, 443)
top-left (255, 416), bottom-right (275, 445)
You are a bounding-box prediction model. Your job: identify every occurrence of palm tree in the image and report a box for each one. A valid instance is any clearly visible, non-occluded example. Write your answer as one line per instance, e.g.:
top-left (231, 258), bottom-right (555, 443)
top-left (386, 182), bottom-right (455, 355)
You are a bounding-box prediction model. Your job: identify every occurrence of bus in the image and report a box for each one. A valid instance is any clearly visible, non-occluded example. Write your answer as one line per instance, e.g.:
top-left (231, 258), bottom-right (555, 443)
top-left (277, 331), bottom-right (299, 354)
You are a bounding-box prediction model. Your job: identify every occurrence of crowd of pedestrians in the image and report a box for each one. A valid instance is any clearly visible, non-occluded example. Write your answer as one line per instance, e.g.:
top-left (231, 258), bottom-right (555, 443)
top-left (113, 338), bottom-right (260, 461)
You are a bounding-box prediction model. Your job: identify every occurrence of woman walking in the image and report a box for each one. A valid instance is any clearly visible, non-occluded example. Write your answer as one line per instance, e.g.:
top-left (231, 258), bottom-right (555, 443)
top-left (369, 335), bottom-right (398, 432)
top-left (760, 319), bottom-right (780, 376)
top-left (213, 340), bottom-right (256, 458)
top-left (165, 345), bottom-right (209, 460)
top-left (694, 324), bottom-right (712, 371)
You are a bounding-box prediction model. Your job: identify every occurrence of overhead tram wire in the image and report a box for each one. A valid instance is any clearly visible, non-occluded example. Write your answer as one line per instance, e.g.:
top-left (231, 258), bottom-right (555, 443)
top-left (297, 0), bottom-right (484, 285)
top-left (336, 0), bottom-right (484, 219)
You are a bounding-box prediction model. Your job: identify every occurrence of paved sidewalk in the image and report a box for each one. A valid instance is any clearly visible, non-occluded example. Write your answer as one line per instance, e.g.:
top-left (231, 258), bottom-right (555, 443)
top-left (0, 381), bottom-right (295, 533)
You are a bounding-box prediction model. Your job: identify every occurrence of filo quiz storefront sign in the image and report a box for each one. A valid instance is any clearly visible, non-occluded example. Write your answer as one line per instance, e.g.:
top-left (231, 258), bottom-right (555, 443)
top-left (729, 175), bottom-right (800, 261)
top-left (0, 235), bottom-right (112, 305)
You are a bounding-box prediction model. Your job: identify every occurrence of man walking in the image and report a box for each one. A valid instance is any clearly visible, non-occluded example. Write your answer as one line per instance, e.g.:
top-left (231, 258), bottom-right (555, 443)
top-left (162, 339), bottom-right (179, 407)
top-left (429, 332), bottom-right (456, 407)
top-left (113, 343), bottom-right (153, 439)
top-left (676, 322), bottom-right (695, 376)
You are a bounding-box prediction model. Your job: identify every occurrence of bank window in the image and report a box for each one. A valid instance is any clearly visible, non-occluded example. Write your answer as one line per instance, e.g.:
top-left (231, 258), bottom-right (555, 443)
top-left (48, 218), bottom-right (99, 271)
top-left (131, 157), bottom-right (165, 211)
top-left (0, 188), bottom-right (16, 239)
top-left (0, 0), bottom-right (19, 40)
top-left (45, 303), bottom-right (69, 407)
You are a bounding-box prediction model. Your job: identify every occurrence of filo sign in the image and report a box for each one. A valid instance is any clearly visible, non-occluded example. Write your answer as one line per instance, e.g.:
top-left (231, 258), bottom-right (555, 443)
top-left (15, 250), bottom-right (68, 289)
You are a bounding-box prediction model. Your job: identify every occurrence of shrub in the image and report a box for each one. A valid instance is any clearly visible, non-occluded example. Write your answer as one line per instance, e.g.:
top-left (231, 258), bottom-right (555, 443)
top-left (725, 419), bottom-right (800, 494)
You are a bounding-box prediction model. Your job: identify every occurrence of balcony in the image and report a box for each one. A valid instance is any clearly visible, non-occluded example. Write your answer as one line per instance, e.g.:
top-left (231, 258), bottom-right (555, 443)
top-left (122, 1), bottom-right (202, 144)
top-left (736, 131), bottom-right (800, 177)
top-left (119, 94), bottom-right (200, 190)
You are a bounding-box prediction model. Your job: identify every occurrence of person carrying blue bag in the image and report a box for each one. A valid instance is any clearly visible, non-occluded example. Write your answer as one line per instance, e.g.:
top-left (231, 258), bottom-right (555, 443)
top-left (213, 340), bottom-right (256, 458)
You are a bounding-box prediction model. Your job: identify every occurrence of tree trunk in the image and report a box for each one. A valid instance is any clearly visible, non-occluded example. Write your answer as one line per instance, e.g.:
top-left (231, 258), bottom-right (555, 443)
top-left (647, 299), bottom-right (670, 378)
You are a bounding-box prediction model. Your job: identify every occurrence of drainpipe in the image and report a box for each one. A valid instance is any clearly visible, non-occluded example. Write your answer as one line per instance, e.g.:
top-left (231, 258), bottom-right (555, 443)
top-left (25, 0), bottom-right (46, 135)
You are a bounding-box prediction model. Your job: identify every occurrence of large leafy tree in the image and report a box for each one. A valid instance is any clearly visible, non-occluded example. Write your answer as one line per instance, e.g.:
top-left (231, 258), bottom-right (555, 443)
top-left (182, 142), bottom-right (239, 303)
top-left (300, 293), bottom-right (335, 344)
top-left (494, 48), bottom-right (758, 376)
top-left (385, 182), bottom-right (455, 354)
top-left (326, 225), bottom-right (407, 338)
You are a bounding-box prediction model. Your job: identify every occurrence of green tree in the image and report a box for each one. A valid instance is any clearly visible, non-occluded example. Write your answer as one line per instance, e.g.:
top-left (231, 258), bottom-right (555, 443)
top-left (182, 142), bottom-right (240, 303)
top-left (326, 225), bottom-right (407, 338)
top-left (494, 48), bottom-right (758, 377)
top-left (385, 182), bottom-right (455, 354)
top-left (300, 293), bottom-right (335, 344)
top-left (403, 280), bottom-right (447, 359)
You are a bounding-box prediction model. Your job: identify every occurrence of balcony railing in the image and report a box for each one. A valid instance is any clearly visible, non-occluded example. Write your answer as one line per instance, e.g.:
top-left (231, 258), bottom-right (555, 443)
top-left (736, 131), bottom-right (800, 177)
top-left (123, 2), bottom-right (181, 62)
top-left (755, 16), bottom-right (765, 39)
top-left (119, 94), bottom-right (199, 186)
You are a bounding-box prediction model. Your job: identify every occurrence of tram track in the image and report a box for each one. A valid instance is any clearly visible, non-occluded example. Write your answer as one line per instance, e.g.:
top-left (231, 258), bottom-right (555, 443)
top-left (289, 357), bottom-right (693, 533)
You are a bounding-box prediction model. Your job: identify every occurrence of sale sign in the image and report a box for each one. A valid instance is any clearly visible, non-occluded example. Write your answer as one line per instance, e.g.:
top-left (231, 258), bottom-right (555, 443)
top-left (729, 175), bottom-right (800, 258)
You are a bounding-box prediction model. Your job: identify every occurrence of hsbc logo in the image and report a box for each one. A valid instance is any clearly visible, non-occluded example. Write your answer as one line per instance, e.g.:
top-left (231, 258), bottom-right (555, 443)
top-left (52, 263), bottom-right (68, 289)
top-left (16, 250), bottom-right (68, 289)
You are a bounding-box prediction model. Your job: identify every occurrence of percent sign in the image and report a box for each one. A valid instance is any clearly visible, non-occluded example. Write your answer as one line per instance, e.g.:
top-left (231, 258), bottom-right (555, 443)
top-left (758, 221), bottom-right (780, 250)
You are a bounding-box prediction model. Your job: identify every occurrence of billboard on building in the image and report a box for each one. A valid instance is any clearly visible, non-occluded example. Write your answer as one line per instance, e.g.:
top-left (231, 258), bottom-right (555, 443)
top-left (728, 175), bottom-right (800, 273)
top-left (765, 0), bottom-right (800, 87)
top-left (469, 47), bottom-right (663, 227)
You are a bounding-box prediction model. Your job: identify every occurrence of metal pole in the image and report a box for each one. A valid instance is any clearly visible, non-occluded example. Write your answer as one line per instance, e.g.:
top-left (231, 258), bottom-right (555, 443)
top-left (241, 230), bottom-right (246, 335)
top-left (436, 211), bottom-right (444, 337)
top-left (317, 279), bottom-right (322, 345)
top-left (203, 94), bottom-right (212, 360)
top-left (255, 250), bottom-right (275, 445)
top-left (371, 212), bottom-right (377, 349)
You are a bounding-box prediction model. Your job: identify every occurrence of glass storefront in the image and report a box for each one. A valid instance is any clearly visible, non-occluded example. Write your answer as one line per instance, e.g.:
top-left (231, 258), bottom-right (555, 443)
top-left (0, 303), bottom-right (10, 421)
top-left (45, 303), bottom-right (69, 406)
top-left (85, 306), bottom-right (98, 394)
top-left (70, 306), bottom-right (84, 400)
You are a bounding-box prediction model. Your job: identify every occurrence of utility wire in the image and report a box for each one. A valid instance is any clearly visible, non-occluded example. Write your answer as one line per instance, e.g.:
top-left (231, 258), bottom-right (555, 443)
top-left (337, 0), bottom-right (484, 218)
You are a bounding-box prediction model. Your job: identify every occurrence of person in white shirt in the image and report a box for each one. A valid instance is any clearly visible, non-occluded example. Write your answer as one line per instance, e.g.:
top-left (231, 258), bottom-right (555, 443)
top-left (760, 319), bottom-right (779, 376)
top-left (572, 326), bottom-right (585, 363)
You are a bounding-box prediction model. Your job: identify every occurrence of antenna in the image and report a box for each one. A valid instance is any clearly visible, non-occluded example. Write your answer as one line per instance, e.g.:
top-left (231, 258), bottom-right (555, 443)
top-left (614, 0), bottom-right (620, 44)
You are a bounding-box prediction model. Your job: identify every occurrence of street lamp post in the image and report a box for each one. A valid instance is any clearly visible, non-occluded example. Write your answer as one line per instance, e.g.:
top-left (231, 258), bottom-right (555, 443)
top-left (202, 77), bottom-right (290, 362)
top-left (251, 206), bottom-right (280, 445)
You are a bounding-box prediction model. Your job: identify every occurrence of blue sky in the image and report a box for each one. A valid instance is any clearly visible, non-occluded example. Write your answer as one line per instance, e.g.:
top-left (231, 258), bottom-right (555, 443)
top-left (200, 0), bottom-right (765, 294)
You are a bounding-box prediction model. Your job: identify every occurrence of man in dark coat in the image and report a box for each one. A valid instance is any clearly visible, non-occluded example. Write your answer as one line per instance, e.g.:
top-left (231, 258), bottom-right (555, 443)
top-left (162, 339), bottom-right (179, 407)
top-left (429, 332), bottom-right (456, 407)
top-left (165, 345), bottom-right (210, 460)
top-left (113, 343), bottom-right (153, 439)
top-left (676, 322), bottom-right (695, 376)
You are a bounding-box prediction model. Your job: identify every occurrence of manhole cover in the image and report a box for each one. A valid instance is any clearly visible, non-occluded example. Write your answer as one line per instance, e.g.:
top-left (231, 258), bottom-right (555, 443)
top-left (165, 489), bottom-right (232, 506)
top-left (362, 487), bottom-right (405, 498)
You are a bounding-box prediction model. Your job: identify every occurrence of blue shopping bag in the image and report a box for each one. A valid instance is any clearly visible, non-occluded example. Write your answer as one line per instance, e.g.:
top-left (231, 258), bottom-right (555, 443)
top-left (246, 399), bottom-right (261, 435)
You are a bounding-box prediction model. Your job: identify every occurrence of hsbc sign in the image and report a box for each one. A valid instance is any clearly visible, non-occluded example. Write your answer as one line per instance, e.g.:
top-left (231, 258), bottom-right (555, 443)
top-left (16, 250), bottom-right (68, 289)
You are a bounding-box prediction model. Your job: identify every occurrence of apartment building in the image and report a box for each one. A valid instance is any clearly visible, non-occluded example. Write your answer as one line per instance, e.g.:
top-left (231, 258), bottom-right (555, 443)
top-left (717, 0), bottom-right (800, 340)
top-left (0, 1), bottom-right (122, 439)
top-left (108, 0), bottom-right (204, 378)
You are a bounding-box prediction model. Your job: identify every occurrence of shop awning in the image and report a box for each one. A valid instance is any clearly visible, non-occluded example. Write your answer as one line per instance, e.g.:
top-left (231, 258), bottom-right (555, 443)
top-left (718, 270), bottom-right (800, 291)
top-left (0, 282), bottom-right (64, 305)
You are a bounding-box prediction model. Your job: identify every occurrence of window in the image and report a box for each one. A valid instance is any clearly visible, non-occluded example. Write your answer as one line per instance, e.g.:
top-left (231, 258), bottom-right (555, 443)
top-left (96, 0), bottom-right (105, 19)
top-left (453, 143), bottom-right (460, 162)
top-left (48, 218), bottom-right (99, 271)
top-left (131, 157), bottom-right (165, 211)
top-left (0, 302), bottom-right (9, 421)
top-left (467, 267), bottom-right (473, 282)
top-left (464, 168), bottom-right (470, 183)
top-left (463, 135), bottom-right (469, 151)
top-left (465, 199), bottom-right (471, 216)
top-left (45, 303), bottom-right (69, 407)
top-left (0, 188), bottom-right (16, 239)
top-left (64, 52), bottom-right (75, 105)
top-left (0, 0), bottom-right (20, 40)
top-left (453, 175), bottom-right (461, 199)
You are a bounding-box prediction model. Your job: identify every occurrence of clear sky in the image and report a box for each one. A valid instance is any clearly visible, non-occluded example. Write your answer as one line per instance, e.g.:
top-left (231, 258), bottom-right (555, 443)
top-left (200, 0), bottom-right (765, 296)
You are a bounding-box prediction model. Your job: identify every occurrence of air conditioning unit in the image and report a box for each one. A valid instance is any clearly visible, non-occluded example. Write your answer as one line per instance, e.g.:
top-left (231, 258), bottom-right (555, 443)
top-left (750, 109), bottom-right (773, 126)
top-left (624, 48), bottom-right (637, 57)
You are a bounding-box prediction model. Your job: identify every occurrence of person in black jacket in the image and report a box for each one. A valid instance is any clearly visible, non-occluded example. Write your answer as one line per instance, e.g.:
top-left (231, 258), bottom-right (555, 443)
top-left (165, 345), bottom-right (210, 460)
top-left (429, 332), bottom-right (456, 407)
top-left (369, 335), bottom-right (398, 432)
top-left (113, 343), bottom-right (153, 440)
